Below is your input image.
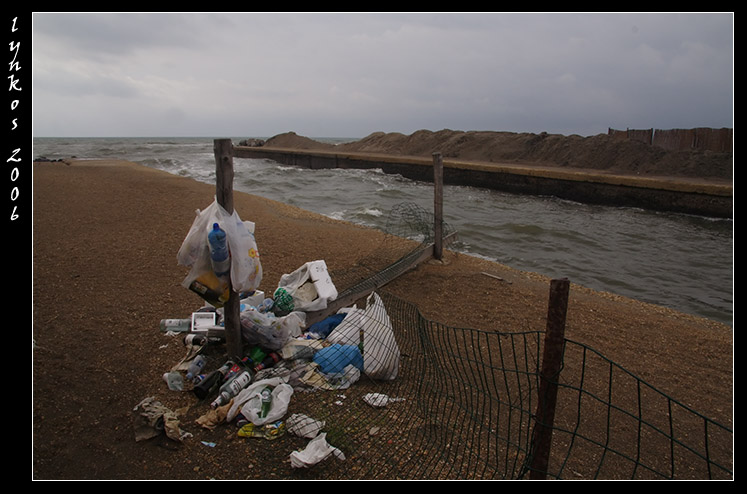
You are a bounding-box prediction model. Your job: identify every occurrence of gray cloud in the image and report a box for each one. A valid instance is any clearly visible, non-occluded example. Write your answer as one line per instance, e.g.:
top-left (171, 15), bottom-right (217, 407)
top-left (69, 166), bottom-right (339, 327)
top-left (32, 12), bottom-right (734, 138)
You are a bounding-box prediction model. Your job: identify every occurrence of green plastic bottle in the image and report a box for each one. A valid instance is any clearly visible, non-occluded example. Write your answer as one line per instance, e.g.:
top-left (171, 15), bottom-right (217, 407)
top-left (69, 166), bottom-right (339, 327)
top-left (259, 386), bottom-right (273, 418)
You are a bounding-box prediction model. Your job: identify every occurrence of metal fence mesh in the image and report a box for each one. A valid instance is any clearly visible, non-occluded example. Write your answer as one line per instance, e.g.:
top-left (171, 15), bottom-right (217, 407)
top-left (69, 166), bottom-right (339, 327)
top-left (279, 292), bottom-right (732, 480)
top-left (266, 202), bottom-right (732, 480)
top-left (533, 340), bottom-right (734, 479)
top-left (276, 292), bottom-right (543, 479)
top-left (200, 202), bottom-right (732, 480)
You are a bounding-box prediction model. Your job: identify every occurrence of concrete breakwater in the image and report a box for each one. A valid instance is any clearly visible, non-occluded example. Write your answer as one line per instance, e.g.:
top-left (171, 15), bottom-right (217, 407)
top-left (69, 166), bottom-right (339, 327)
top-left (234, 146), bottom-right (733, 219)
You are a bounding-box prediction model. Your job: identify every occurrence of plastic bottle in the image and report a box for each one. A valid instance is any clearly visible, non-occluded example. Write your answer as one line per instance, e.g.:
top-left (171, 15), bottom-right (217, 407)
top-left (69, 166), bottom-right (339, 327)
top-left (185, 354), bottom-right (208, 381)
top-left (259, 386), bottom-right (273, 418)
top-left (160, 318), bottom-right (191, 332)
top-left (247, 347), bottom-right (267, 366)
top-left (223, 356), bottom-right (252, 382)
top-left (257, 298), bottom-right (274, 313)
top-left (207, 223), bottom-right (231, 278)
top-left (184, 333), bottom-right (225, 347)
top-left (193, 360), bottom-right (234, 400)
top-left (254, 352), bottom-right (281, 372)
top-left (211, 369), bottom-right (254, 408)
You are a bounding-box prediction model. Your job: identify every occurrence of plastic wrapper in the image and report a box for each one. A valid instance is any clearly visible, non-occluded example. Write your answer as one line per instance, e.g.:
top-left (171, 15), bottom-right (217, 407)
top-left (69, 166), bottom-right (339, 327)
top-left (289, 433), bottom-right (346, 468)
top-left (237, 420), bottom-right (286, 440)
top-left (226, 377), bottom-right (294, 426)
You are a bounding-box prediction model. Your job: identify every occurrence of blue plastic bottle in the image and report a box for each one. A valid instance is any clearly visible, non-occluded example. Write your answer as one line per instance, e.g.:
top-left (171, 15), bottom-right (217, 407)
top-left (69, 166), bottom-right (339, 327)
top-left (207, 223), bottom-right (231, 278)
top-left (186, 354), bottom-right (208, 381)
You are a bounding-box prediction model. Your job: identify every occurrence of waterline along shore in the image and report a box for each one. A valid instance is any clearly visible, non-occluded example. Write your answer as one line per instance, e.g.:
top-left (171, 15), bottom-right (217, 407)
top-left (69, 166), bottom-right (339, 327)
top-left (31, 136), bottom-right (733, 325)
top-left (234, 145), bottom-right (733, 218)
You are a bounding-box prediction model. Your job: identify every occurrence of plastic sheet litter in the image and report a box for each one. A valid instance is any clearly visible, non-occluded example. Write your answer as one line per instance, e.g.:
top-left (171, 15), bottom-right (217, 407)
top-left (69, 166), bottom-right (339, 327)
top-left (362, 393), bottom-right (405, 408)
top-left (313, 344), bottom-right (363, 374)
top-left (286, 413), bottom-right (326, 439)
top-left (289, 433), bottom-right (346, 468)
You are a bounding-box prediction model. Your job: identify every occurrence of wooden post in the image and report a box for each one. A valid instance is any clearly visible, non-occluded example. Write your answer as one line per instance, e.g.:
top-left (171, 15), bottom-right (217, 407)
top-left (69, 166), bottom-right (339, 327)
top-left (214, 139), bottom-right (243, 359)
top-left (529, 278), bottom-right (570, 479)
top-left (432, 152), bottom-right (443, 260)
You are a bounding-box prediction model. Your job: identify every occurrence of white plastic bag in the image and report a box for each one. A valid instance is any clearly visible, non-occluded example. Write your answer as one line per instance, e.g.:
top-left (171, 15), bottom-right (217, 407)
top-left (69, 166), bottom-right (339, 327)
top-left (361, 292), bottom-right (400, 380)
top-left (177, 198), bottom-right (262, 304)
top-left (274, 260), bottom-right (337, 313)
top-left (327, 293), bottom-right (399, 380)
top-left (226, 377), bottom-right (293, 426)
top-left (225, 212), bottom-right (262, 293)
top-left (289, 433), bottom-right (346, 468)
top-left (326, 306), bottom-right (365, 345)
top-left (240, 307), bottom-right (306, 351)
top-left (286, 413), bottom-right (325, 439)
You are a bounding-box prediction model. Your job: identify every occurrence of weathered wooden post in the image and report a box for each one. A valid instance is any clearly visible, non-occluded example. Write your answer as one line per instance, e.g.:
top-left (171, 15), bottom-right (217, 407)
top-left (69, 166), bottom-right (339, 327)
top-left (214, 138), bottom-right (243, 359)
top-left (433, 152), bottom-right (443, 260)
top-left (529, 277), bottom-right (570, 479)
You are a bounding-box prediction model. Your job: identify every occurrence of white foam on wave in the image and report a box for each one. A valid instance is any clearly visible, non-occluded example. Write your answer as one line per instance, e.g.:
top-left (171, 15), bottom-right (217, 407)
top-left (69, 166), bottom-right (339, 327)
top-left (362, 208), bottom-right (383, 217)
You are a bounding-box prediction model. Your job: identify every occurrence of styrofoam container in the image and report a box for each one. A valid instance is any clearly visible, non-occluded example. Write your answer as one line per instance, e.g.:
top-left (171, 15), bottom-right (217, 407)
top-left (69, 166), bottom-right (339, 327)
top-left (191, 311), bottom-right (217, 333)
top-left (240, 290), bottom-right (266, 308)
top-left (308, 260), bottom-right (338, 302)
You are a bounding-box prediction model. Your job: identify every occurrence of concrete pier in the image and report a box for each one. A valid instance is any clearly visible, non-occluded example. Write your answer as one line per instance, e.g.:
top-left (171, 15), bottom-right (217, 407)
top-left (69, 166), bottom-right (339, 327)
top-left (234, 146), bottom-right (733, 218)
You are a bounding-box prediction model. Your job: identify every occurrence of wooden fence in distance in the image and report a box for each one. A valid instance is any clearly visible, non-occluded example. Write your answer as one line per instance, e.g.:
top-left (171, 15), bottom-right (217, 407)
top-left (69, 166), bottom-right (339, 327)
top-left (608, 127), bottom-right (733, 152)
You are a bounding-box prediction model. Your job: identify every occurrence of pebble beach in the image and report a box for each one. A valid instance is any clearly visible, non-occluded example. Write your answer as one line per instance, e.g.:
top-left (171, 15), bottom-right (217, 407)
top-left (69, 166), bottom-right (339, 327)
top-left (32, 158), bottom-right (733, 479)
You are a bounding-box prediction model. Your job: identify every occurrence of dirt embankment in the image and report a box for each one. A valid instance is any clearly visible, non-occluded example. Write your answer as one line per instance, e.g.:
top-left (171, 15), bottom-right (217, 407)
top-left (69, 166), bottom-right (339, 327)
top-left (263, 129), bottom-right (733, 183)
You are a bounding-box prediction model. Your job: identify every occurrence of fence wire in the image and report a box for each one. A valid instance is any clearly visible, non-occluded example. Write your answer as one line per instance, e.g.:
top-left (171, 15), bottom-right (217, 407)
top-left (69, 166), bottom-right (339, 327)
top-left (277, 292), bottom-right (543, 479)
top-left (530, 339), bottom-right (734, 480)
top-left (276, 291), bottom-right (732, 480)
top-left (251, 202), bottom-right (732, 480)
top-left (325, 202), bottom-right (458, 296)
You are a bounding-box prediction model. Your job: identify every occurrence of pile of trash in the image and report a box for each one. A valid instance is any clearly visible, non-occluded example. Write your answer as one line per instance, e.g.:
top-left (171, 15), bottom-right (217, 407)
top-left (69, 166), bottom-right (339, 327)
top-left (132, 198), bottom-right (403, 469)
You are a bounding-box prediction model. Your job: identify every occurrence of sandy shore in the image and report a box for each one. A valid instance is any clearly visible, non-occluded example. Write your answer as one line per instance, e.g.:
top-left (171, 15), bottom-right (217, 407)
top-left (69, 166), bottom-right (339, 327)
top-left (32, 159), bottom-right (733, 479)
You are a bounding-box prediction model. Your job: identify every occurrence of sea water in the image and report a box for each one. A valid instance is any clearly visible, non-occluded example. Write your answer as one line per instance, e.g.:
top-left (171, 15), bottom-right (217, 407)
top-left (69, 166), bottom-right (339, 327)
top-left (32, 137), bottom-right (734, 326)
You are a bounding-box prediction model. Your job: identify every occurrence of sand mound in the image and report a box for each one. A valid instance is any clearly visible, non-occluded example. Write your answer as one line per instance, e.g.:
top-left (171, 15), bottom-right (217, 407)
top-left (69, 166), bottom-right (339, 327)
top-left (264, 131), bottom-right (336, 150)
top-left (264, 129), bottom-right (733, 181)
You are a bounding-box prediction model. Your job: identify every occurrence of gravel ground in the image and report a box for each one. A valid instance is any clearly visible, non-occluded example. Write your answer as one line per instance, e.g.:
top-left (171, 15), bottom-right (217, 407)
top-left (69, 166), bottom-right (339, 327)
top-left (32, 159), bottom-right (733, 479)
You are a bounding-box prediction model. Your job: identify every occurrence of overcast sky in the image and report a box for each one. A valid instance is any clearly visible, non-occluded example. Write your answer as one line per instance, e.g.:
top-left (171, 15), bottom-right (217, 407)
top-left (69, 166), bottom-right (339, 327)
top-left (31, 12), bottom-right (734, 139)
